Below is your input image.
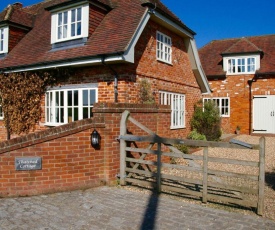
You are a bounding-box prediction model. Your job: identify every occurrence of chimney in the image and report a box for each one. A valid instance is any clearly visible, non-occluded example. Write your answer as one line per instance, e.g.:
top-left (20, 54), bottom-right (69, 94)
top-left (12, 2), bottom-right (23, 9)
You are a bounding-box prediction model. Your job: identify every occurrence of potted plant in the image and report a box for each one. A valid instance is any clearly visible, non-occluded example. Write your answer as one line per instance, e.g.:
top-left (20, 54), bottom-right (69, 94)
top-left (236, 126), bottom-right (241, 134)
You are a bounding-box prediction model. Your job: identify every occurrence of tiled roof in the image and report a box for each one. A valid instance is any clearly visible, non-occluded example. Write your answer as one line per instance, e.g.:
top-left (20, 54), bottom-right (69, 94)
top-left (0, 0), bottom-right (193, 70)
top-left (222, 37), bottom-right (263, 55)
top-left (199, 35), bottom-right (275, 76)
top-left (0, 3), bottom-right (34, 28)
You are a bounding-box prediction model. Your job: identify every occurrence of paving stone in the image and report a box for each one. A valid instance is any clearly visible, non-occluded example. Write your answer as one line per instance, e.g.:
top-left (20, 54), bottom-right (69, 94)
top-left (0, 186), bottom-right (275, 229)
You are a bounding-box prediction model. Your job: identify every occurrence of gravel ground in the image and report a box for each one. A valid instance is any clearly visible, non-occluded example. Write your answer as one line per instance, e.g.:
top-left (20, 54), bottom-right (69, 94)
top-left (123, 135), bottom-right (275, 221)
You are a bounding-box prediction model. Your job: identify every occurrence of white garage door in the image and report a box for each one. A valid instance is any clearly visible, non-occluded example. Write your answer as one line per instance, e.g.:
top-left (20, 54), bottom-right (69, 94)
top-left (253, 96), bottom-right (275, 133)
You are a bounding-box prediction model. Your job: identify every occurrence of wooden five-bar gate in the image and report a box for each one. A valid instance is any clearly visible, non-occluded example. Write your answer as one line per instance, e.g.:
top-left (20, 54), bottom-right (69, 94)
top-left (119, 111), bottom-right (265, 215)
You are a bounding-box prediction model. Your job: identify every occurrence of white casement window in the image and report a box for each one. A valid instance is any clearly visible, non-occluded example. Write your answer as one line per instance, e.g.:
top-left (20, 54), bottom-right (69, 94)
top-left (203, 97), bottom-right (230, 117)
top-left (227, 57), bottom-right (256, 74)
top-left (51, 4), bottom-right (89, 43)
top-left (0, 26), bottom-right (9, 54)
top-left (156, 31), bottom-right (172, 64)
top-left (45, 86), bottom-right (98, 126)
top-left (159, 91), bottom-right (185, 129)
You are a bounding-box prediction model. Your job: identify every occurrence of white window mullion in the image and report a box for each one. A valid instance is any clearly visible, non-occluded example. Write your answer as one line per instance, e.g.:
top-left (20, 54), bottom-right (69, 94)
top-left (79, 89), bottom-right (83, 120)
top-left (64, 90), bottom-right (68, 123)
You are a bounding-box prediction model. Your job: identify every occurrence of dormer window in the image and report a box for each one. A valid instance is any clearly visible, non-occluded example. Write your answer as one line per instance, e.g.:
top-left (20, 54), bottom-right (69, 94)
top-left (223, 55), bottom-right (260, 75)
top-left (51, 4), bottom-right (89, 44)
top-left (0, 26), bottom-right (9, 54)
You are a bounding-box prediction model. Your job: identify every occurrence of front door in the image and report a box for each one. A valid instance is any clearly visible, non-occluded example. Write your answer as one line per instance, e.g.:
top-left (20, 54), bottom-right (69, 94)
top-left (253, 95), bottom-right (275, 133)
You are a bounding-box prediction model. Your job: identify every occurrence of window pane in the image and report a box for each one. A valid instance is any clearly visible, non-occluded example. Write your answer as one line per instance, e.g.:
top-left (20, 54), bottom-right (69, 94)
top-left (90, 90), bottom-right (96, 105)
top-left (74, 108), bottom-right (79, 121)
top-left (74, 90), bottom-right (78, 106)
top-left (71, 24), bottom-right (75, 37)
top-left (60, 108), bottom-right (64, 123)
top-left (55, 108), bottom-right (59, 122)
top-left (83, 108), bottom-right (88, 119)
top-left (55, 91), bottom-right (59, 105)
top-left (77, 22), bottom-right (81, 35)
top-left (63, 12), bottom-right (68, 24)
top-left (83, 90), bottom-right (88, 106)
top-left (71, 9), bottom-right (76, 22)
top-left (68, 91), bottom-right (72, 106)
top-left (58, 13), bottom-right (62, 25)
top-left (60, 91), bottom-right (64, 106)
top-left (77, 8), bottom-right (82, 21)
top-left (68, 108), bottom-right (72, 122)
top-left (58, 27), bottom-right (62, 39)
top-left (63, 25), bottom-right (67, 38)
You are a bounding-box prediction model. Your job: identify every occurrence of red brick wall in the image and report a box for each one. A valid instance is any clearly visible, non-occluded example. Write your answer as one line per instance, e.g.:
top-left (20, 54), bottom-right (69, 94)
top-left (0, 103), bottom-right (171, 197)
top-left (205, 74), bottom-right (275, 134)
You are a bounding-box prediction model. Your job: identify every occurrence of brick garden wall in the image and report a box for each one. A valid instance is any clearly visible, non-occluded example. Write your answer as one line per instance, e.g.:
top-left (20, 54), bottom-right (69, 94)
top-left (0, 103), bottom-right (171, 197)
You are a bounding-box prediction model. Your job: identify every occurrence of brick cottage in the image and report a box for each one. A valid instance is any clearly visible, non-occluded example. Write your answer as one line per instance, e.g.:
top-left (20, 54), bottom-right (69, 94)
top-left (199, 35), bottom-right (275, 135)
top-left (0, 0), bottom-right (210, 196)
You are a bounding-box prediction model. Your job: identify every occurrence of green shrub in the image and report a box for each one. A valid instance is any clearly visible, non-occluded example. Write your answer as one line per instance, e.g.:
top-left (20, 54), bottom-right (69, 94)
top-left (174, 144), bottom-right (189, 154)
top-left (187, 129), bottom-right (207, 141)
top-left (191, 100), bottom-right (222, 141)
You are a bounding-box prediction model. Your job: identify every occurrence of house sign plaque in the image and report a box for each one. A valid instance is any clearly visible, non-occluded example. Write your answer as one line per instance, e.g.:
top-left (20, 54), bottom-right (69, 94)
top-left (15, 157), bottom-right (42, 171)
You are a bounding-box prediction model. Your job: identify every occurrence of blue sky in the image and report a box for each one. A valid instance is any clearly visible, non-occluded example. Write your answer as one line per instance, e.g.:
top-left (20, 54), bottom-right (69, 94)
top-left (1, 0), bottom-right (274, 48)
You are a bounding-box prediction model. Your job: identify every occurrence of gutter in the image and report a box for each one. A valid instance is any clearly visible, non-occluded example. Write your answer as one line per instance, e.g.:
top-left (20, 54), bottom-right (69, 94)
top-left (1, 52), bottom-right (125, 73)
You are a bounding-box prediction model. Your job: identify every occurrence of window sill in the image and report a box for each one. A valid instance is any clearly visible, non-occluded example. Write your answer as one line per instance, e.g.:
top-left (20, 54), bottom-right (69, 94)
top-left (226, 72), bottom-right (256, 76)
top-left (44, 123), bottom-right (65, 127)
top-left (170, 126), bottom-right (185, 130)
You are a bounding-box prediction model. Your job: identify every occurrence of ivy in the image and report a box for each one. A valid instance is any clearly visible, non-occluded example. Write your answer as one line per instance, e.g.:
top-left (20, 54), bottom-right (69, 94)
top-left (0, 69), bottom-right (69, 139)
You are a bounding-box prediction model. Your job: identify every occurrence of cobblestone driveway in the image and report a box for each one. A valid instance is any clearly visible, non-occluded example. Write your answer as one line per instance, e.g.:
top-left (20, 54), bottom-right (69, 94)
top-left (0, 186), bottom-right (275, 230)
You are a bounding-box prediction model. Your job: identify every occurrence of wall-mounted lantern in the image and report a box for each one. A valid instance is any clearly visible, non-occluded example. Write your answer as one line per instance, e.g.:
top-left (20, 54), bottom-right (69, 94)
top-left (91, 129), bottom-right (100, 148)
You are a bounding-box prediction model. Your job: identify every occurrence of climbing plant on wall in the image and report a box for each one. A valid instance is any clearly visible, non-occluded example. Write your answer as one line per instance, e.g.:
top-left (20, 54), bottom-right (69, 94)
top-left (0, 69), bottom-right (69, 139)
top-left (138, 78), bottom-right (155, 104)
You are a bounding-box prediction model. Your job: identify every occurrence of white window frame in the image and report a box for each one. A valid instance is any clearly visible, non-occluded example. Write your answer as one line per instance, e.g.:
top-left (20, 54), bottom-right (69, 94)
top-left (203, 97), bottom-right (230, 117)
top-left (0, 26), bottom-right (9, 54)
top-left (51, 4), bottom-right (89, 44)
top-left (159, 91), bottom-right (185, 129)
top-left (45, 85), bottom-right (98, 126)
top-left (224, 56), bottom-right (258, 75)
top-left (156, 31), bottom-right (172, 64)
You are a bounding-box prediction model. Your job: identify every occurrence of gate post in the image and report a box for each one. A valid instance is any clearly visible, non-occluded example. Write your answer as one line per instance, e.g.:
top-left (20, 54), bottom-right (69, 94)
top-left (202, 147), bottom-right (208, 203)
top-left (120, 110), bottom-right (130, 186)
top-left (157, 143), bottom-right (162, 193)
top-left (257, 136), bottom-right (265, 215)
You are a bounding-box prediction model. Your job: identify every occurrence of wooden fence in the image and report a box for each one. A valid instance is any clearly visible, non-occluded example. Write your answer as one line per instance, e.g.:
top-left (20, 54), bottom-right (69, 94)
top-left (119, 110), bottom-right (265, 215)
